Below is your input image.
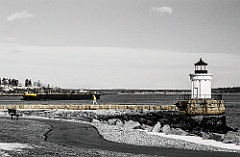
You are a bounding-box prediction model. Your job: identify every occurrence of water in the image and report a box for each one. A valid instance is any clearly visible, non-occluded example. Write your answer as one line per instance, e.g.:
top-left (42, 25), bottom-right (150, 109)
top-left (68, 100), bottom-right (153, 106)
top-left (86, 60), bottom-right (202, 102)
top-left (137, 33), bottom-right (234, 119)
top-left (0, 94), bottom-right (184, 105)
top-left (0, 93), bottom-right (239, 129)
top-left (222, 94), bottom-right (240, 130)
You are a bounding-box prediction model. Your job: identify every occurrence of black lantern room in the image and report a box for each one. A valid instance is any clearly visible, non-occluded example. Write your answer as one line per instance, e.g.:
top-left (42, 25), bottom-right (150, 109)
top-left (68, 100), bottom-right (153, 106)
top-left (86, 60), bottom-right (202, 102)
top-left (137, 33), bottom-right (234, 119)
top-left (194, 58), bottom-right (208, 74)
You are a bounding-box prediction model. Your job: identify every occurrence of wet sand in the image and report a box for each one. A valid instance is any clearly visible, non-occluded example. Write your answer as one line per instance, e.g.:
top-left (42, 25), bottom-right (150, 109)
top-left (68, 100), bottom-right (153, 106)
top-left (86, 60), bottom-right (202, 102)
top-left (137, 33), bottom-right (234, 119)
top-left (35, 119), bottom-right (239, 157)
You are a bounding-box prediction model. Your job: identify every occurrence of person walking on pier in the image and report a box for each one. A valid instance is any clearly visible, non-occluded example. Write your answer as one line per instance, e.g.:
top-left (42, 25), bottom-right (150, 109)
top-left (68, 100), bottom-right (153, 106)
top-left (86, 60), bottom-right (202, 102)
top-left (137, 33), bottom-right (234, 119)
top-left (93, 95), bottom-right (97, 105)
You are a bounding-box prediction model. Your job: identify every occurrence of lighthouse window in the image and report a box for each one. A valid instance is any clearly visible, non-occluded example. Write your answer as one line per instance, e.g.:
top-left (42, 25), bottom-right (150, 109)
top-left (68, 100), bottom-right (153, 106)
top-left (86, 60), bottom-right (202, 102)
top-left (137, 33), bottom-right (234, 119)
top-left (196, 65), bottom-right (207, 70)
top-left (195, 65), bottom-right (207, 70)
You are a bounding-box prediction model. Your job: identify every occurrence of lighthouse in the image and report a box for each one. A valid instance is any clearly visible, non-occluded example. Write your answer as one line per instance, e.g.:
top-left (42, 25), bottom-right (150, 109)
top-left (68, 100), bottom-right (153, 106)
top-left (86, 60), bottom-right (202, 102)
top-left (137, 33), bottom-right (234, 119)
top-left (176, 58), bottom-right (225, 115)
top-left (189, 58), bottom-right (213, 99)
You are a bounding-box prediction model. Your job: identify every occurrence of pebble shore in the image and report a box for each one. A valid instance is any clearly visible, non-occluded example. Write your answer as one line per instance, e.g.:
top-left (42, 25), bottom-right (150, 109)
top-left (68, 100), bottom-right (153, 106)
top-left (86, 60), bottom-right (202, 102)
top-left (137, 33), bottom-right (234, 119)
top-left (90, 121), bottom-right (240, 153)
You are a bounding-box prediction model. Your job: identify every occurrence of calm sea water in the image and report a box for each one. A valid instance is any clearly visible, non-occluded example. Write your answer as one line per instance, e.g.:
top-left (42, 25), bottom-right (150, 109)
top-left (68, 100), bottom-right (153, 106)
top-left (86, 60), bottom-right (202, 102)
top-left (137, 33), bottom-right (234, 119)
top-left (222, 94), bottom-right (240, 130)
top-left (0, 93), bottom-right (239, 129)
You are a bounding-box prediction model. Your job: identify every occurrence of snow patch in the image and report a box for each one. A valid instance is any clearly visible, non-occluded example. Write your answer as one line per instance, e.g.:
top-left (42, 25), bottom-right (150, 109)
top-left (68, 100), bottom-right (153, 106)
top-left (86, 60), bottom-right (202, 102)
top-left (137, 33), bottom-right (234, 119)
top-left (148, 132), bottom-right (240, 151)
top-left (0, 142), bottom-right (32, 151)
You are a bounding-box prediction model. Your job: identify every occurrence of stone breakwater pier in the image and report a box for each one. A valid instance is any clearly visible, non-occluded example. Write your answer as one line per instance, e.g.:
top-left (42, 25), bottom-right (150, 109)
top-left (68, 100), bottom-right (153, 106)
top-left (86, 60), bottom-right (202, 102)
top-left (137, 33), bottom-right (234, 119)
top-left (0, 99), bottom-right (225, 116)
top-left (0, 104), bottom-right (178, 111)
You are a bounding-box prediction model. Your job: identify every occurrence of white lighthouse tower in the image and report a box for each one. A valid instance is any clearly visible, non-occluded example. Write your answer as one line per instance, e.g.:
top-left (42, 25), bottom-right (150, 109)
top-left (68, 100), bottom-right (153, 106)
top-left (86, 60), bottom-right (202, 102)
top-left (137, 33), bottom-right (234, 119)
top-left (176, 58), bottom-right (225, 115)
top-left (189, 58), bottom-right (213, 99)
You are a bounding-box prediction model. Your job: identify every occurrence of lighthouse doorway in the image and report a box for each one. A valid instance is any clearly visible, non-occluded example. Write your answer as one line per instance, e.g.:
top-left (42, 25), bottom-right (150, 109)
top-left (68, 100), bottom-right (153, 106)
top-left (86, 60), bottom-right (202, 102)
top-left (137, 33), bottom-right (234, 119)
top-left (193, 88), bottom-right (198, 99)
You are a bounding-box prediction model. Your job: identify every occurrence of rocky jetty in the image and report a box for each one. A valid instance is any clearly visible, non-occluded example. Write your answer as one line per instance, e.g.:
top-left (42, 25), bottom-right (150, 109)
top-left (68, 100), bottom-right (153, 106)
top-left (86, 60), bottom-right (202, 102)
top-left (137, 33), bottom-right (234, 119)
top-left (91, 120), bottom-right (240, 152)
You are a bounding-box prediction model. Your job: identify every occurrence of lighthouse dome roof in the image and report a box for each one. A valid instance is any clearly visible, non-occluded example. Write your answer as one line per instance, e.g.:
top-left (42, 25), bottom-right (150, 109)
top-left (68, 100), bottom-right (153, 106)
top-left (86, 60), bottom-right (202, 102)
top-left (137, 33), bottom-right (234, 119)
top-left (194, 58), bottom-right (208, 66)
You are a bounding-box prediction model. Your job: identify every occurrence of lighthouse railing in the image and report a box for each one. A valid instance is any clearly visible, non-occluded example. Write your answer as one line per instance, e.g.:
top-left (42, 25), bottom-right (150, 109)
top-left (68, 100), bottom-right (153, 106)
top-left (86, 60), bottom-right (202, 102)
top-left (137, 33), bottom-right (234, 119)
top-left (182, 94), bottom-right (222, 100)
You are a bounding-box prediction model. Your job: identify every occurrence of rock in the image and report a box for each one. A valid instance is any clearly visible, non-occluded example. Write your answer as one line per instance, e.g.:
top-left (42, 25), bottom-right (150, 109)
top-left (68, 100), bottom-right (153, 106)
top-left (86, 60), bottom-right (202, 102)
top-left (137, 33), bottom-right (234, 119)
top-left (162, 124), bottom-right (171, 133)
top-left (108, 119), bottom-right (118, 125)
top-left (138, 117), bottom-right (147, 124)
top-left (168, 128), bottom-right (188, 136)
top-left (151, 122), bottom-right (161, 133)
top-left (92, 119), bottom-right (101, 123)
top-left (123, 120), bottom-right (141, 129)
top-left (223, 131), bottom-right (240, 144)
top-left (200, 132), bottom-right (211, 140)
top-left (142, 124), bottom-right (153, 132)
top-left (133, 125), bottom-right (144, 130)
top-left (101, 120), bottom-right (108, 124)
top-left (83, 112), bottom-right (88, 117)
top-left (107, 118), bottom-right (123, 126)
top-left (116, 119), bottom-right (124, 126)
top-left (210, 133), bottom-right (224, 142)
top-left (146, 120), bottom-right (155, 126)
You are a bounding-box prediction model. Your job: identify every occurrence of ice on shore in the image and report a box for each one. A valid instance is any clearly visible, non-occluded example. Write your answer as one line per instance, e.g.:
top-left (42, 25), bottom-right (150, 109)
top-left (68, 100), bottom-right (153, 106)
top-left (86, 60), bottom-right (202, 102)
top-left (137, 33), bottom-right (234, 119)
top-left (148, 132), bottom-right (240, 151)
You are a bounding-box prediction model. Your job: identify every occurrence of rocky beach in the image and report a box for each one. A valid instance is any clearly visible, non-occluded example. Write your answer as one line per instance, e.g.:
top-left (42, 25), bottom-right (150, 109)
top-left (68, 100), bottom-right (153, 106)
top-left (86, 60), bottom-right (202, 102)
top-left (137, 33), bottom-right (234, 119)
top-left (1, 109), bottom-right (240, 156)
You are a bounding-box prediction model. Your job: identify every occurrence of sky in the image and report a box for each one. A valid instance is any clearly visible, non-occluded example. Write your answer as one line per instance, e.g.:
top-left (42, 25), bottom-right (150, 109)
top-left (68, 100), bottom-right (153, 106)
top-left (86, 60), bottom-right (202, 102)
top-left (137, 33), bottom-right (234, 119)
top-left (0, 0), bottom-right (240, 89)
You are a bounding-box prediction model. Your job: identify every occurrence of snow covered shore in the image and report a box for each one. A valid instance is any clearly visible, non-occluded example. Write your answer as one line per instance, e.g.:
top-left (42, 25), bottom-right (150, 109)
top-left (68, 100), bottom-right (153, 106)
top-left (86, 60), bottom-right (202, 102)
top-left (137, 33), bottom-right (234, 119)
top-left (150, 132), bottom-right (240, 150)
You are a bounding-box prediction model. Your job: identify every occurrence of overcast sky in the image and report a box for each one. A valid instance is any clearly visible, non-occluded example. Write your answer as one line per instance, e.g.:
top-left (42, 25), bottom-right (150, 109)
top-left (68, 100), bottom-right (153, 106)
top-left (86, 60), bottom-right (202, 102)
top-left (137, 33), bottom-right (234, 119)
top-left (1, 0), bottom-right (240, 89)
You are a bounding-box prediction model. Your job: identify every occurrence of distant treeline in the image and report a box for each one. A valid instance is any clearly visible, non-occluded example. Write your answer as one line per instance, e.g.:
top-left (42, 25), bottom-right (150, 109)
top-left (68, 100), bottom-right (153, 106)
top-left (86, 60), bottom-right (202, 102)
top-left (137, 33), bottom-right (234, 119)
top-left (94, 87), bottom-right (240, 95)
top-left (0, 78), bottom-right (19, 86)
top-left (212, 87), bottom-right (240, 93)
top-left (91, 89), bottom-right (191, 95)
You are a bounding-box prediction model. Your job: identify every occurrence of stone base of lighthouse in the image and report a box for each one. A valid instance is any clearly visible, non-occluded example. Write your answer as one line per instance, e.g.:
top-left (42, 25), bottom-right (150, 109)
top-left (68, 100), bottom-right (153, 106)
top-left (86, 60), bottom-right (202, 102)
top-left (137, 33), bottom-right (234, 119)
top-left (176, 99), bottom-right (225, 115)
